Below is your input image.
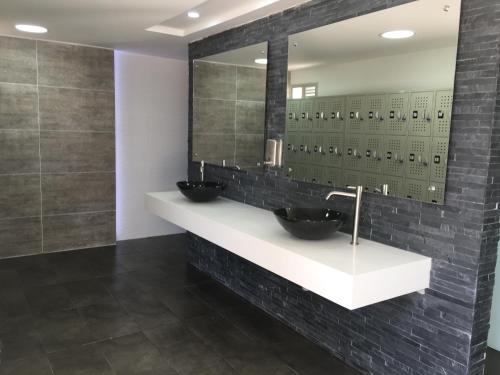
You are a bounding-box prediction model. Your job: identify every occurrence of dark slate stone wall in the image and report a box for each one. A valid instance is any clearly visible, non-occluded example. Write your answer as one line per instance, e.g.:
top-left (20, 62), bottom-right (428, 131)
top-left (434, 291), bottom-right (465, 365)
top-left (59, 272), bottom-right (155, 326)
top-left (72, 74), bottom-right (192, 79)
top-left (187, 1), bottom-right (500, 374)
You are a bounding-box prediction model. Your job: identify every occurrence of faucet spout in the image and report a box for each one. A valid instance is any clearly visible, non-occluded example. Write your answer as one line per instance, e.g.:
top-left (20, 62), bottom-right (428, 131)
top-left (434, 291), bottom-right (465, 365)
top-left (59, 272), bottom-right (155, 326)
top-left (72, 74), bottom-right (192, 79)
top-left (200, 160), bottom-right (204, 182)
top-left (326, 186), bottom-right (363, 245)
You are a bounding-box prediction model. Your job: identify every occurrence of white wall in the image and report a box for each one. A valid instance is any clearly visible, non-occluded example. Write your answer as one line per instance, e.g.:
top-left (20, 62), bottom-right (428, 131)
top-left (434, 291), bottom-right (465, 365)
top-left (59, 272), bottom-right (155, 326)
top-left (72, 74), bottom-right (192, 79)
top-left (115, 51), bottom-right (188, 240)
top-left (489, 251), bottom-right (500, 350)
top-left (291, 47), bottom-right (457, 96)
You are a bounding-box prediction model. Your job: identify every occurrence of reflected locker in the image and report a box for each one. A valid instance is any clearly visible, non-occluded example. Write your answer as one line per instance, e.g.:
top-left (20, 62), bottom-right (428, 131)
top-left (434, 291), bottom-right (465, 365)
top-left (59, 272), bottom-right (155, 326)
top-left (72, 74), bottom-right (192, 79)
top-left (346, 96), bottom-right (366, 133)
top-left (386, 93), bottom-right (409, 136)
top-left (365, 95), bottom-right (387, 134)
top-left (433, 90), bottom-right (453, 138)
top-left (409, 91), bottom-right (434, 137)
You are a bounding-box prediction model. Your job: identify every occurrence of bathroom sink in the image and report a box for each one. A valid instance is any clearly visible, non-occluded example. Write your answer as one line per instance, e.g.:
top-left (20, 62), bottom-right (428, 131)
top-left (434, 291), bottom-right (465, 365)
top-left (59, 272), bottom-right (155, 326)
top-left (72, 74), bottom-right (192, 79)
top-left (273, 208), bottom-right (346, 240)
top-left (176, 181), bottom-right (226, 202)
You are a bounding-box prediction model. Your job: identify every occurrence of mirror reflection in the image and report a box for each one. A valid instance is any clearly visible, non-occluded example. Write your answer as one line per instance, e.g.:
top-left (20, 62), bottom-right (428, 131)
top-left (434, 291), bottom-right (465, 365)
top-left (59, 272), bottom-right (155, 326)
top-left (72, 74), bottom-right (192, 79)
top-left (192, 42), bottom-right (268, 172)
top-left (284, 0), bottom-right (460, 204)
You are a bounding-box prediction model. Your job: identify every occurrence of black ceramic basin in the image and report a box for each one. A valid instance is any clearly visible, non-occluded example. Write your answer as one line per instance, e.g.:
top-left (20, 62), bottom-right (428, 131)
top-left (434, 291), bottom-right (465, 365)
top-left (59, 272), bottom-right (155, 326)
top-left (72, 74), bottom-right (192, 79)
top-left (273, 208), bottom-right (346, 240)
top-left (176, 181), bottom-right (226, 202)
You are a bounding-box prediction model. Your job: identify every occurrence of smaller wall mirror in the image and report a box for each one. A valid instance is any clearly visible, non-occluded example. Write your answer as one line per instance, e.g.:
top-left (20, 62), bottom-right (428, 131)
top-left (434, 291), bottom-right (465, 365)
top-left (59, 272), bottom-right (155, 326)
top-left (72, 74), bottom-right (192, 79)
top-left (192, 42), bottom-right (268, 172)
top-left (284, 0), bottom-right (460, 204)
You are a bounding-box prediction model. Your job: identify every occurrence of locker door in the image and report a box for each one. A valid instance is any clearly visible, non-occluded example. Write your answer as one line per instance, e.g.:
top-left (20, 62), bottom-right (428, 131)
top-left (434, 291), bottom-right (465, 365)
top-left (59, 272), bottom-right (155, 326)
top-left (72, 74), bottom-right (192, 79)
top-left (325, 133), bottom-right (344, 168)
top-left (362, 173), bottom-right (384, 193)
top-left (293, 164), bottom-right (308, 182)
top-left (324, 167), bottom-right (344, 188)
top-left (343, 134), bottom-right (363, 171)
top-left (313, 98), bottom-right (332, 133)
top-left (363, 135), bottom-right (384, 173)
top-left (405, 137), bottom-right (431, 181)
top-left (296, 133), bottom-right (306, 163)
top-left (312, 133), bottom-right (326, 165)
top-left (344, 170), bottom-right (362, 188)
top-left (409, 91), bottom-right (434, 137)
top-left (299, 99), bottom-right (315, 131)
top-left (331, 96), bottom-right (346, 133)
top-left (427, 183), bottom-right (445, 204)
top-left (310, 165), bottom-right (325, 185)
top-left (285, 133), bottom-right (299, 164)
top-left (404, 179), bottom-right (428, 201)
top-left (386, 93), bottom-right (409, 136)
top-left (430, 138), bottom-right (449, 183)
top-left (365, 95), bottom-right (387, 134)
top-left (433, 90), bottom-right (454, 138)
top-left (346, 96), bottom-right (366, 133)
top-left (286, 100), bottom-right (301, 132)
top-left (301, 133), bottom-right (313, 164)
top-left (383, 175), bottom-right (403, 197)
top-left (383, 136), bottom-right (406, 177)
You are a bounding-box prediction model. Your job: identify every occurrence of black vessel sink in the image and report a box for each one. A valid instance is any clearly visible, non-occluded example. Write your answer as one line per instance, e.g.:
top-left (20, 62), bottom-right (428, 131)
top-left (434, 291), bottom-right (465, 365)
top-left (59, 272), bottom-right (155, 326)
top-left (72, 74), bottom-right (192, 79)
top-left (273, 208), bottom-right (346, 240)
top-left (176, 181), bottom-right (226, 202)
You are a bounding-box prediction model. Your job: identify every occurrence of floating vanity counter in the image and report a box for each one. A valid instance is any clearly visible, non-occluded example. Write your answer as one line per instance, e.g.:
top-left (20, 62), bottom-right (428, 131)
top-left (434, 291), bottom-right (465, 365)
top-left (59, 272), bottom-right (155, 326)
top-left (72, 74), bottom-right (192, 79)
top-left (146, 191), bottom-right (431, 310)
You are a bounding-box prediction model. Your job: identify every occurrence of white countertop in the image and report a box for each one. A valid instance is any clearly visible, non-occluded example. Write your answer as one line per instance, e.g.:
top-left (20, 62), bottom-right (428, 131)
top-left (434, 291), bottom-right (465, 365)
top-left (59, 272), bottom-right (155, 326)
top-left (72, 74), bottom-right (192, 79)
top-left (146, 191), bottom-right (431, 310)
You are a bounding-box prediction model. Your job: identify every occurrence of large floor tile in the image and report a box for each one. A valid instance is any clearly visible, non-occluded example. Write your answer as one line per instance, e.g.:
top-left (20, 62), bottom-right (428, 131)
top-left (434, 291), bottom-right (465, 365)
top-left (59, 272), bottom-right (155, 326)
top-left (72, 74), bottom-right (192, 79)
top-left (98, 332), bottom-right (177, 375)
top-left (79, 301), bottom-right (141, 341)
top-left (0, 355), bottom-right (53, 375)
top-left (25, 284), bottom-right (73, 313)
top-left (115, 291), bottom-right (179, 330)
top-left (48, 344), bottom-right (113, 375)
top-left (156, 287), bottom-right (213, 319)
top-left (161, 335), bottom-right (237, 375)
top-left (34, 308), bottom-right (95, 353)
top-left (64, 279), bottom-right (115, 307)
top-left (0, 314), bottom-right (44, 361)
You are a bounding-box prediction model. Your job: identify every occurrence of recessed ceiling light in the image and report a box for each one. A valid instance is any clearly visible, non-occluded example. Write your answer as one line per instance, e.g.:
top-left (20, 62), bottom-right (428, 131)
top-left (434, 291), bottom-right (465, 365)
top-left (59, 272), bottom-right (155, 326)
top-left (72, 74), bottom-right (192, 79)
top-left (380, 30), bottom-right (415, 39)
top-left (15, 24), bottom-right (48, 34)
top-left (188, 11), bottom-right (200, 19)
top-left (254, 58), bottom-right (268, 65)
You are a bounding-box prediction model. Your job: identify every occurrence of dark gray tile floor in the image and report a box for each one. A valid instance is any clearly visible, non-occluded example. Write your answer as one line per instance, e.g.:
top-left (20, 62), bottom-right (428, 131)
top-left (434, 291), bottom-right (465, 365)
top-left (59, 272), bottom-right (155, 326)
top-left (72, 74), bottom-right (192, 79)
top-left (0, 234), bottom-right (498, 375)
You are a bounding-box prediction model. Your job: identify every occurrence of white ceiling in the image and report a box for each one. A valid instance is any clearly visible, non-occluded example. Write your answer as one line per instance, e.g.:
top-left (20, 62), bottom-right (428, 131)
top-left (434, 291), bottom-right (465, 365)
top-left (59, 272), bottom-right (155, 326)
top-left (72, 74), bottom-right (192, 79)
top-left (0, 0), bottom-right (309, 60)
top-left (289, 0), bottom-right (461, 70)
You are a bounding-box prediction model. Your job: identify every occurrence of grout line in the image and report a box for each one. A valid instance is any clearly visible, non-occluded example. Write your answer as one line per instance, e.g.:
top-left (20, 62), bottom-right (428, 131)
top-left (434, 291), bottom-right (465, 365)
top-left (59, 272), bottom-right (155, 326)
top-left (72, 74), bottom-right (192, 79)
top-left (0, 215), bottom-right (42, 221)
top-left (39, 129), bottom-right (115, 134)
top-left (193, 96), bottom-right (265, 104)
top-left (0, 81), bottom-right (114, 93)
top-left (42, 210), bottom-right (116, 218)
top-left (38, 83), bottom-right (114, 93)
top-left (0, 171), bottom-right (116, 177)
top-left (35, 40), bottom-right (45, 254)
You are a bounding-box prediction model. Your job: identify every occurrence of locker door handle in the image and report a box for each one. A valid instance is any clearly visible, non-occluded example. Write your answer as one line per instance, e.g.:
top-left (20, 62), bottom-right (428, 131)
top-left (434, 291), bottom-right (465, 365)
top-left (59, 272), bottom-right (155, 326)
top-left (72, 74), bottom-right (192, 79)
top-left (337, 112), bottom-right (343, 120)
top-left (428, 185), bottom-right (436, 192)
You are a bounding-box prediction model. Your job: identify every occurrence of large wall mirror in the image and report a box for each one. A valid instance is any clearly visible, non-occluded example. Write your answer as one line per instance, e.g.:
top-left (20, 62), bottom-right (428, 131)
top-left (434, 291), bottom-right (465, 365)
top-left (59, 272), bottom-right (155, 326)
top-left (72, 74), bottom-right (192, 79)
top-left (192, 42), bottom-right (268, 173)
top-left (284, 0), bottom-right (460, 204)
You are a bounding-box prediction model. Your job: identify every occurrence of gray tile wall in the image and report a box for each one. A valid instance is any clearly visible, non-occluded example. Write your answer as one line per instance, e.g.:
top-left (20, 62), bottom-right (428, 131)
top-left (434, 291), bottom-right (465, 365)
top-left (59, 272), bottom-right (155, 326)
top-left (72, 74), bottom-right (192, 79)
top-left (192, 61), bottom-right (265, 168)
top-left (0, 35), bottom-right (115, 258)
top-left (187, 1), bottom-right (500, 374)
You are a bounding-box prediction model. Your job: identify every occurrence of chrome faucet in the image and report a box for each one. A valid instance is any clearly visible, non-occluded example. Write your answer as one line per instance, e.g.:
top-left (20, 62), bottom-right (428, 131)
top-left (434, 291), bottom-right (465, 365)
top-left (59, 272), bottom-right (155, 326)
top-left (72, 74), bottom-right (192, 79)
top-left (326, 186), bottom-right (363, 245)
top-left (200, 160), bottom-right (204, 182)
